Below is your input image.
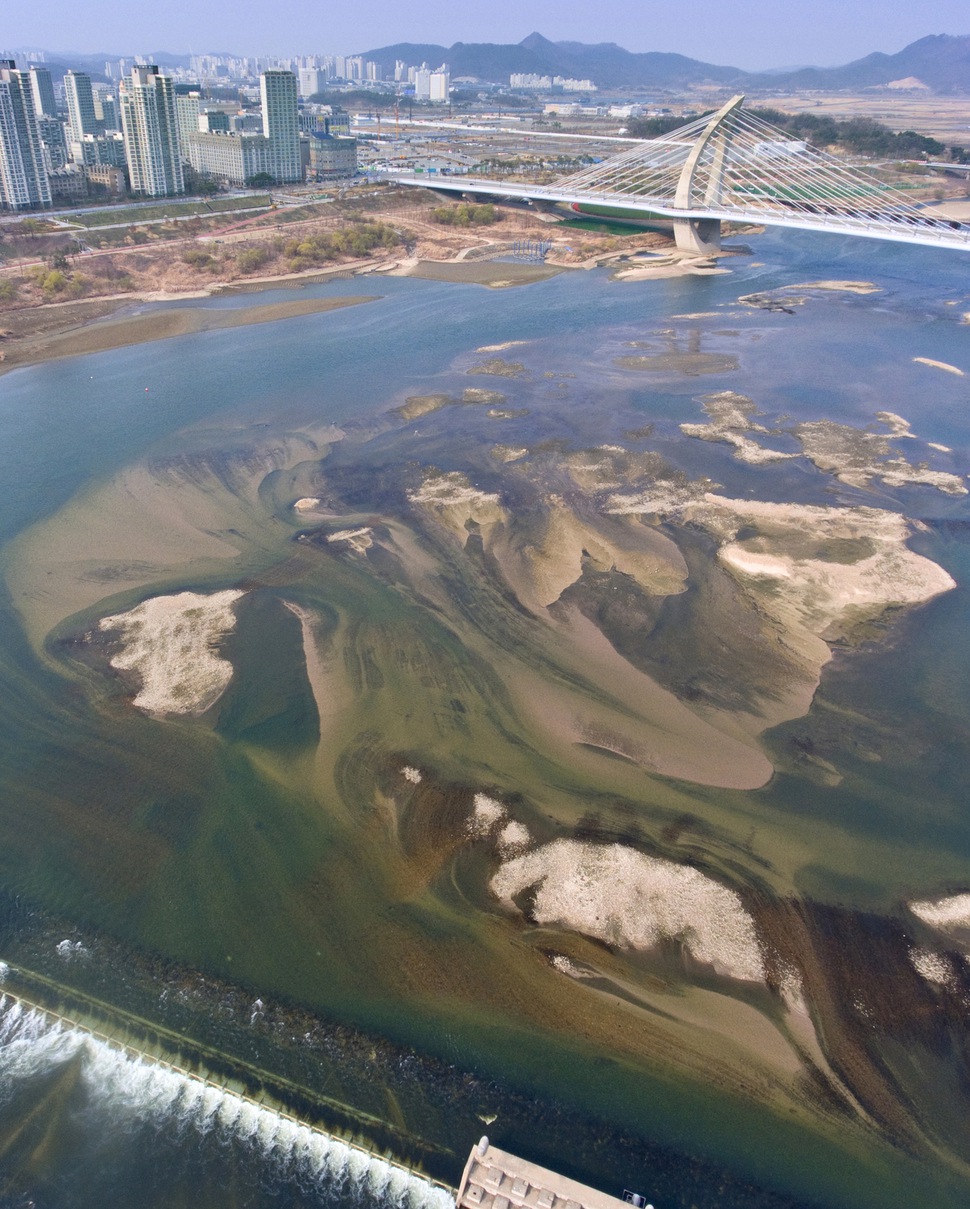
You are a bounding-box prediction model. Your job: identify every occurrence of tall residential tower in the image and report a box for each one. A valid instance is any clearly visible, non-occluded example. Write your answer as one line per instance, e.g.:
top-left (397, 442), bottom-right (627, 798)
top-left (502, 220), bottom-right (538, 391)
top-left (0, 60), bottom-right (51, 210)
top-left (259, 69), bottom-right (300, 183)
top-left (64, 70), bottom-right (100, 141)
top-left (119, 64), bottom-right (184, 197)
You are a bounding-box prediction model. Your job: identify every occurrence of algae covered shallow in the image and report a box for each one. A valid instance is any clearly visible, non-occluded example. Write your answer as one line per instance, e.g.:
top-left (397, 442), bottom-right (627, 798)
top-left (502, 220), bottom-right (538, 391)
top-left (0, 235), bottom-right (969, 1208)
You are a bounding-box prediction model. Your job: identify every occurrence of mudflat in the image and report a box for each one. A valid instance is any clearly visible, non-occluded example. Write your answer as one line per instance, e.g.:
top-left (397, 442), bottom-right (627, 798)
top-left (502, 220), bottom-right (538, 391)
top-left (0, 294), bottom-right (378, 375)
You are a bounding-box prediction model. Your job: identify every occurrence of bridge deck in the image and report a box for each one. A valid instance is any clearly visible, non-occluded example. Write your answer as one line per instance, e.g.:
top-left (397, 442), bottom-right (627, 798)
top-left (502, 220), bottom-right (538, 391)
top-left (385, 172), bottom-right (970, 252)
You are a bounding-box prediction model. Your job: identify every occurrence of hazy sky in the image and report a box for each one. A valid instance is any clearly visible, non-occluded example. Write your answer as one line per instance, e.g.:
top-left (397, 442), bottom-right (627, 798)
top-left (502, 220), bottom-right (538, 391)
top-left (5, 0), bottom-right (969, 70)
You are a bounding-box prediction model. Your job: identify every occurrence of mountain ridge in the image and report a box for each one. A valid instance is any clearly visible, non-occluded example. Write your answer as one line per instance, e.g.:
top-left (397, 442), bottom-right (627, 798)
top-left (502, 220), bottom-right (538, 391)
top-left (359, 31), bottom-right (970, 93)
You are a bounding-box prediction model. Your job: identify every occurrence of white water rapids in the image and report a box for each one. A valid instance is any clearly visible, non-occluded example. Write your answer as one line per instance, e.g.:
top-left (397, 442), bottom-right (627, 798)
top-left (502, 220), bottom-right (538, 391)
top-left (0, 993), bottom-right (455, 1209)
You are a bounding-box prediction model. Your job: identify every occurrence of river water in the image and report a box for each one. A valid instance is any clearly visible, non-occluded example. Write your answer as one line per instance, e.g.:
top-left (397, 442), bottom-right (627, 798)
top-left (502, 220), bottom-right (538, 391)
top-left (0, 228), bottom-right (968, 1209)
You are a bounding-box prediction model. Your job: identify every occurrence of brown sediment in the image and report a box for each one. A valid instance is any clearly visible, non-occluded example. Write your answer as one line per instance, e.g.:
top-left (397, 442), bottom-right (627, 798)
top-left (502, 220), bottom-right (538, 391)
top-left (751, 894), bottom-right (970, 1157)
top-left (0, 295), bottom-right (378, 374)
top-left (6, 426), bottom-right (337, 650)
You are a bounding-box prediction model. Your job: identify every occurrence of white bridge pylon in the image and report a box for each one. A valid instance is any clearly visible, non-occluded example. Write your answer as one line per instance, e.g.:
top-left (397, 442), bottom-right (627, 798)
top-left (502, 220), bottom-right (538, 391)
top-left (386, 95), bottom-right (970, 253)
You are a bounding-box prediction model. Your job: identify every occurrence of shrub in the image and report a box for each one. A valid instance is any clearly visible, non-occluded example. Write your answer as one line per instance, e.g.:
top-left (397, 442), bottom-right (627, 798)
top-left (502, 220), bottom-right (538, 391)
top-left (183, 248), bottom-right (215, 269)
top-left (235, 246), bottom-right (272, 273)
top-left (432, 202), bottom-right (499, 227)
top-left (40, 269), bottom-right (68, 295)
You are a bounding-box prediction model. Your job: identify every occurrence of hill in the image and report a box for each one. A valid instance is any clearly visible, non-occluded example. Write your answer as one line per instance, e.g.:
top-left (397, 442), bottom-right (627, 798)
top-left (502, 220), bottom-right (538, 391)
top-left (742, 34), bottom-right (970, 92)
top-left (359, 32), bottom-right (740, 88)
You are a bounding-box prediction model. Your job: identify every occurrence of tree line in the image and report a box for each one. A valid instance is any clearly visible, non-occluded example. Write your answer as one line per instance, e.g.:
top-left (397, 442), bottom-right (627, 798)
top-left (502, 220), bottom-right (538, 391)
top-left (627, 109), bottom-right (946, 159)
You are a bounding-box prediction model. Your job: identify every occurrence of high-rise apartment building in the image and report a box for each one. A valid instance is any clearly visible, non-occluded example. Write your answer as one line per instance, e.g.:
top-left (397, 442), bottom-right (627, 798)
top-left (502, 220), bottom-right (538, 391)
top-left (93, 86), bottom-right (119, 131)
top-left (119, 64), bottom-right (184, 196)
top-left (0, 60), bottom-right (52, 210)
top-left (28, 66), bottom-right (56, 117)
top-left (37, 115), bottom-right (68, 170)
top-left (298, 67), bottom-right (327, 98)
top-left (64, 70), bottom-right (100, 142)
top-left (259, 69), bottom-right (300, 183)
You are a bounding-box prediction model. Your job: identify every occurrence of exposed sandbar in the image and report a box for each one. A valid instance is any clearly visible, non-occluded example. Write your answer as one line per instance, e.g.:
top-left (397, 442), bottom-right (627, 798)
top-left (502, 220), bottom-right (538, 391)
top-left (913, 356), bottom-right (964, 376)
top-left (492, 838), bottom-right (765, 982)
top-left (0, 295), bottom-right (378, 374)
top-left (100, 589), bottom-right (244, 714)
top-left (394, 260), bottom-right (563, 287)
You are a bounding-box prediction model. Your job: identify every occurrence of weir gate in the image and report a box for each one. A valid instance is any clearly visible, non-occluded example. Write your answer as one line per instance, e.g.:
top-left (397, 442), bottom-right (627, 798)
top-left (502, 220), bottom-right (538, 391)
top-left (0, 960), bottom-right (456, 1203)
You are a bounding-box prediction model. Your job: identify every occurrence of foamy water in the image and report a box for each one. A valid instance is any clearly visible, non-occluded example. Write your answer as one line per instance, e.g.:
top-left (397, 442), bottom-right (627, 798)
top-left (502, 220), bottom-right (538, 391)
top-left (0, 995), bottom-right (454, 1209)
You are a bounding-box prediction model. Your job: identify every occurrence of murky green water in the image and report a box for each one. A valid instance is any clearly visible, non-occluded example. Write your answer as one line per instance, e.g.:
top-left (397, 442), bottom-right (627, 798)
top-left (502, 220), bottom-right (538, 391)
top-left (0, 229), bottom-right (969, 1208)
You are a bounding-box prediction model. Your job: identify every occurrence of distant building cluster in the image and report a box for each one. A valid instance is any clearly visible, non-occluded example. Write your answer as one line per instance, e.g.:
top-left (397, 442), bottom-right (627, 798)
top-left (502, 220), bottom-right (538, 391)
top-left (509, 73), bottom-right (596, 92)
top-left (0, 56), bottom-right (360, 210)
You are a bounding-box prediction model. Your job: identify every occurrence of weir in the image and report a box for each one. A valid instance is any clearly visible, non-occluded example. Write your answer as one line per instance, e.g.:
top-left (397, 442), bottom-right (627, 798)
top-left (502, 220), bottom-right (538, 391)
top-left (0, 961), bottom-right (456, 1207)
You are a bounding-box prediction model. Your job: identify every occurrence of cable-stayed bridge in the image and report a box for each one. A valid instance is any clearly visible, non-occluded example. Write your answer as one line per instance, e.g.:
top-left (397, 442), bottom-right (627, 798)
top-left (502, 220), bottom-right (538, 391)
top-left (383, 95), bottom-right (970, 254)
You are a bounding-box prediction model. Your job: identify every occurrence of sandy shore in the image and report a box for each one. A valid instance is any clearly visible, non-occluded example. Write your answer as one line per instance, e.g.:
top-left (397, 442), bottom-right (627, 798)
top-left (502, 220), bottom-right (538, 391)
top-left (0, 294), bottom-right (378, 375)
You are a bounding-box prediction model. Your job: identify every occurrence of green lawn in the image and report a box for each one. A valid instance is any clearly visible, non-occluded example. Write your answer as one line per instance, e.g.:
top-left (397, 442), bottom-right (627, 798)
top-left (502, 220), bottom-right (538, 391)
top-left (73, 194), bottom-right (273, 227)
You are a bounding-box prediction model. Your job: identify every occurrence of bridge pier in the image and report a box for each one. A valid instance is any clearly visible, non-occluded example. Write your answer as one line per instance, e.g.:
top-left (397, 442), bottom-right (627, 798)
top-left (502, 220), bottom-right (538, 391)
top-left (673, 216), bottom-right (722, 255)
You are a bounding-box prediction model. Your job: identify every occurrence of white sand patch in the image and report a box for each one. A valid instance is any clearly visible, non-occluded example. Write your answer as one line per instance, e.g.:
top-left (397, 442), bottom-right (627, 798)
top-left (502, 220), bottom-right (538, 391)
top-left (497, 820), bottom-right (531, 855)
top-left (401, 766), bottom-right (422, 784)
top-left (910, 892), bottom-right (970, 933)
top-left (721, 548), bottom-right (793, 578)
top-left (408, 470), bottom-right (507, 539)
top-left (877, 460), bottom-right (967, 494)
top-left (550, 953), bottom-right (583, 976)
top-left (469, 792), bottom-right (506, 837)
top-left (408, 471), bottom-right (501, 510)
top-left (491, 839), bottom-right (764, 982)
top-left (910, 948), bottom-right (957, 989)
top-left (100, 589), bottom-right (244, 715)
top-left (913, 356), bottom-right (964, 376)
top-left (680, 426), bottom-right (796, 465)
top-left (876, 411), bottom-right (916, 439)
top-left (475, 341), bottom-right (529, 352)
top-left (788, 280), bottom-right (881, 294)
top-left (293, 497), bottom-right (323, 512)
top-left (928, 442), bottom-right (952, 453)
top-left (327, 527), bottom-right (373, 553)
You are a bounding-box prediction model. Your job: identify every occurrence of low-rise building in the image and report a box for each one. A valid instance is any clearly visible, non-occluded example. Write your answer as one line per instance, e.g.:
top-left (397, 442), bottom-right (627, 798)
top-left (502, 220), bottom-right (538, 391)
top-left (85, 163), bottom-right (128, 195)
top-left (47, 165), bottom-right (88, 201)
top-left (308, 132), bottom-right (357, 179)
top-left (184, 130), bottom-right (271, 184)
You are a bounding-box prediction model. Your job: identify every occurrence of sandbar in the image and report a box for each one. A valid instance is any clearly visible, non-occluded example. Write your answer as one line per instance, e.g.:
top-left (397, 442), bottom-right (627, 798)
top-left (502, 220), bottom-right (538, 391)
top-left (913, 356), bottom-right (964, 376)
top-left (394, 260), bottom-right (563, 287)
top-left (0, 295), bottom-right (379, 374)
top-left (100, 588), bottom-right (244, 715)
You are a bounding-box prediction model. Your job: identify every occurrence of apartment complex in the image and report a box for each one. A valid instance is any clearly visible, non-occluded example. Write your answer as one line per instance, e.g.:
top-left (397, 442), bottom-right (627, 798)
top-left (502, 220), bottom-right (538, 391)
top-left (185, 68), bottom-right (301, 186)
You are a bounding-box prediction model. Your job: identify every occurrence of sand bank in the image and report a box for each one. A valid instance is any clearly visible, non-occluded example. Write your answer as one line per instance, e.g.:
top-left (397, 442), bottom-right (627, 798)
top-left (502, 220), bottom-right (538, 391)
top-left (613, 254), bottom-right (729, 281)
top-left (913, 356), bottom-right (964, 376)
top-left (492, 838), bottom-right (765, 982)
top-left (100, 589), bottom-right (244, 714)
top-left (0, 295), bottom-right (378, 374)
top-left (910, 892), bottom-right (970, 933)
top-left (393, 260), bottom-right (563, 287)
top-left (680, 391), bottom-right (797, 466)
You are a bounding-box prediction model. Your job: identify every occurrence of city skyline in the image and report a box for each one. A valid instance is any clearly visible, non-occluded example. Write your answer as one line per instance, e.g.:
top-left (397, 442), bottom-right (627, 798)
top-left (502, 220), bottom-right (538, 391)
top-left (4, 0), bottom-right (970, 72)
